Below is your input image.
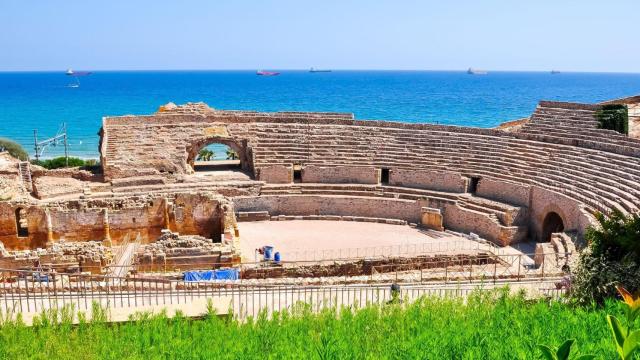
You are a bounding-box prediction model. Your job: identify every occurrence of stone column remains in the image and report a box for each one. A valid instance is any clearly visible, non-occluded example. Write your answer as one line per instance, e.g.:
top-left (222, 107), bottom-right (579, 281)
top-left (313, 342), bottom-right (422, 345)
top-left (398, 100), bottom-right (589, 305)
top-left (45, 209), bottom-right (54, 247)
top-left (103, 208), bottom-right (112, 247)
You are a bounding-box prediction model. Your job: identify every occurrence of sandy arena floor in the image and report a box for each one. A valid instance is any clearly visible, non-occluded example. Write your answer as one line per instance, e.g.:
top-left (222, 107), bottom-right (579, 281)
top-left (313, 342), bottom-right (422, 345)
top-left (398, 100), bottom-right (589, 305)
top-left (238, 220), bottom-right (481, 262)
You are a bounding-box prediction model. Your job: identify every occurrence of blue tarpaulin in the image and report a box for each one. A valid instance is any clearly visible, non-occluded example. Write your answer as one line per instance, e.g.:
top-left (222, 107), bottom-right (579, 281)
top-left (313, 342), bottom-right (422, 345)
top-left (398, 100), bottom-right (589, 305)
top-left (183, 268), bottom-right (239, 282)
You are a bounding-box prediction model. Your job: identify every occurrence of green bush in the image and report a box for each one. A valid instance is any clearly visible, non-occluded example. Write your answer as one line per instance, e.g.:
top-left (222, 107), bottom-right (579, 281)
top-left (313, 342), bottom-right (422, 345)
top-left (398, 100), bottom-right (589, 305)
top-left (31, 157), bottom-right (86, 169)
top-left (572, 210), bottom-right (640, 305)
top-left (572, 251), bottom-right (640, 306)
top-left (596, 104), bottom-right (629, 135)
top-left (587, 210), bottom-right (640, 260)
top-left (0, 138), bottom-right (29, 161)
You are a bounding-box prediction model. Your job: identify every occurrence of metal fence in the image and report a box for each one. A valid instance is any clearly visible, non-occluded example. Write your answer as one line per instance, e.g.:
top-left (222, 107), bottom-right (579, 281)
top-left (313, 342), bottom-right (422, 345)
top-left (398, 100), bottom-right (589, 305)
top-left (0, 274), bottom-right (566, 319)
top-left (0, 259), bottom-right (567, 317)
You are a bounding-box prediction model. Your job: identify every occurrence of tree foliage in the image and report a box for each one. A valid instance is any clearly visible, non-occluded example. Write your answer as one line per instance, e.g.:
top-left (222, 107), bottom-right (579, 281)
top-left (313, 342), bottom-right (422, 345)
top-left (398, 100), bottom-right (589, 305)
top-left (596, 105), bottom-right (629, 135)
top-left (31, 157), bottom-right (87, 169)
top-left (197, 148), bottom-right (215, 161)
top-left (587, 209), bottom-right (640, 260)
top-left (226, 149), bottom-right (239, 160)
top-left (0, 138), bottom-right (29, 161)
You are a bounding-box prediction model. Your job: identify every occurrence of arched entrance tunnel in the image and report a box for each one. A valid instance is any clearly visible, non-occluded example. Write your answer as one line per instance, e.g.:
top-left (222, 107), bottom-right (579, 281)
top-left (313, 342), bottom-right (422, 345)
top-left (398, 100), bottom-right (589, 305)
top-left (541, 211), bottom-right (564, 242)
top-left (186, 138), bottom-right (253, 178)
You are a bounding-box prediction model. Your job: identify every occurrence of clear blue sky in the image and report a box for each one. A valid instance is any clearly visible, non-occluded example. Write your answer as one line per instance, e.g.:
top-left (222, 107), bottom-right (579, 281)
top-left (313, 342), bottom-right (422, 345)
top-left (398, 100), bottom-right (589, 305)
top-left (1, 0), bottom-right (638, 72)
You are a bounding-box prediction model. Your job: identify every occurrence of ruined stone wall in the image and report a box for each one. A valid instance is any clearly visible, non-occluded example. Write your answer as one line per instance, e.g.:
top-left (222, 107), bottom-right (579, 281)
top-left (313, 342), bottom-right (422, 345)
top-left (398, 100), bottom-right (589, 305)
top-left (233, 195), bottom-right (426, 224)
top-left (0, 194), bottom-right (229, 251)
top-left (476, 178), bottom-right (531, 207)
top-left (302, 166), bottom-right (379, 184)
top-left (441, 202), bottom-right (527, 246)
top-left (257, 165), bottom-right (291, 183)
top-left (389, 169), bottom-right (467, 192)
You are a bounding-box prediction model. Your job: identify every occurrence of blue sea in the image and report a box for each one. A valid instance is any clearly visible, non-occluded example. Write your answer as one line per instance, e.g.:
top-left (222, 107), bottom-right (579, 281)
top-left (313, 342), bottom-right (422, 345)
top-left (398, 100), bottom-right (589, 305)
top-left (1, 70), bottom-right (640, 158)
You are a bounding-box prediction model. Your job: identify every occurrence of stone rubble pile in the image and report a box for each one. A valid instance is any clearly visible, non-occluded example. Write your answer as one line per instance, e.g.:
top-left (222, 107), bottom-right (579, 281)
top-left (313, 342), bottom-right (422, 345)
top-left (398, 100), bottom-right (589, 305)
top-left (3, 240), bottom-right (109, 262)
top-left (135, 230), bottom-right (239, 271)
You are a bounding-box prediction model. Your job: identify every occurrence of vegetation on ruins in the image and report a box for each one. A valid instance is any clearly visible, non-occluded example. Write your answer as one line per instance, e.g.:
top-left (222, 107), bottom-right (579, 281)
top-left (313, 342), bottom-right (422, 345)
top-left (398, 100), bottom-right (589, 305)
top-left (0, 289), bottom-right (631, 359)
top-left (0, 138), bottom-right (28, 161)
top-left (197, 148), bottom-right (215, 161)
top-left (573, 210), bottom-right (640, 305)
top-left (596, 104), bottom-right (629, 135)
top-left (31, 156), bottom-right (91, 169)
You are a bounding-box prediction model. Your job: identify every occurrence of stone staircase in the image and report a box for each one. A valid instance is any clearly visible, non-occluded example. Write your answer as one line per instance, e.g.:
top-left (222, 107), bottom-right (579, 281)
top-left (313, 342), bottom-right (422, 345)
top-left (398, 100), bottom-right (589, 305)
top-left (18, 161), bottom-right (33, 193)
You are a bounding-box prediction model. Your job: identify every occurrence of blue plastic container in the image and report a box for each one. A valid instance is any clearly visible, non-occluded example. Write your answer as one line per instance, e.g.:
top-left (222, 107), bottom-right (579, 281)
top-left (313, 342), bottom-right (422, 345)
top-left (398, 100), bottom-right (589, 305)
top-left (263, 246), bottom-right (274, 261)
top-left (274, 252), bottom-right (281, 262)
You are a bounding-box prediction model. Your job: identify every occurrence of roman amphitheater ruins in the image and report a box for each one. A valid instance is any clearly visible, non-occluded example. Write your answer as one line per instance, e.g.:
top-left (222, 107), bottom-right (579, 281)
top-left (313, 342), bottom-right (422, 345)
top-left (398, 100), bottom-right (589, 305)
top-left (1, 94), bottom-right (640, 312)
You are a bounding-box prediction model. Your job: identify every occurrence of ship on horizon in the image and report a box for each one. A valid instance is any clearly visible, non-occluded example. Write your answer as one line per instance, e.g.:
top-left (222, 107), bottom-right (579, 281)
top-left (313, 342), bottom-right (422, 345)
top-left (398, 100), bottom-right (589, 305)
top-left (467, 67), bottom-right (488, 75)
top-left (66, 69), bottom-right (93, 76)
top-left (551, 70), bottom-right (561, 74)
top-left (309, 67), bottom-right (331, 73)
top-left (256, 70), bottom-right (280, 76)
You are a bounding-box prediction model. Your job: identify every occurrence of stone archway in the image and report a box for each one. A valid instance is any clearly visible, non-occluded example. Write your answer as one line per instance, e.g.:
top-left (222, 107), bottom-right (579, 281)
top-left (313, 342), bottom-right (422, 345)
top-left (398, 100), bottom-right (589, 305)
top-left (541, 211), bottom-right (564, 242)
top-left (185, 137), bottom-right (253, 176)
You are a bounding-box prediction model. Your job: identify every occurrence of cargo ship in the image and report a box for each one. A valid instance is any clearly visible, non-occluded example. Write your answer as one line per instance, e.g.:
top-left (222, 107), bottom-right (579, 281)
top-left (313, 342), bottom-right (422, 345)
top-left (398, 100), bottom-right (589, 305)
top-left (256, 70), bottom-right (280, 76)
top-left (309, 67), bottom-right (331, 73)
top-left (467, 68), bottom-right (488, 75)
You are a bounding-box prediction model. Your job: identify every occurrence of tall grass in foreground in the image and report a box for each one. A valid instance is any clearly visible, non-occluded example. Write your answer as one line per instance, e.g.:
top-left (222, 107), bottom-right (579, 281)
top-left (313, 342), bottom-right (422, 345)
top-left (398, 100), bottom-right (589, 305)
top-left (0, 289), bottom-right (632, 359)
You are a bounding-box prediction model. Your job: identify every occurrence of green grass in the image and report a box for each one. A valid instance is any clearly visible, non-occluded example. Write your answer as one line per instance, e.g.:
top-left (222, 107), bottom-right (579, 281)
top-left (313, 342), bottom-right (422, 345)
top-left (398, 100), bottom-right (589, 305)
top-left (0, 290), bottom-right (632, 359)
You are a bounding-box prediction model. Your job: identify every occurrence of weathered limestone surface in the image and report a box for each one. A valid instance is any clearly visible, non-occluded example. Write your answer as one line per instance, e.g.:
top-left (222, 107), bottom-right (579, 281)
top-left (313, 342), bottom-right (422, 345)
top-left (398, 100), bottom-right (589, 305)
top-left (257, 165), bottom-right (291, 183)
top-left (0, 152), bottom-right (26, 201)
top-left (0, 193), bottom-right (230, 251)
top-left (389, 169), bottom-right (467, 192)
top-left (234, 195), bottom-right (427, 224)
top-left (302, 166), bottom-right (379, 184)
top-left (33, 176), bottom-right (85, 199)
top-left (476, 178), bottom-right (530, 207)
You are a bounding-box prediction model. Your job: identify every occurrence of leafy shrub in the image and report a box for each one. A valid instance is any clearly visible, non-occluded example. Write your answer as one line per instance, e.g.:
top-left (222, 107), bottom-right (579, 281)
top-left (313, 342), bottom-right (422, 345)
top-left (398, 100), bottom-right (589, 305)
top-left (572, 210), bottom-right (640, 305)
top-left (588, 210), bottom-right (640, 260)
top-left (31, 157), bottom-right (86, 169)
top-left (572, 251), bottom-right (640, 306)
top-left (596, 104), bottom-right (629, 135)
top-left (0, 138), bottom-right (28, 161)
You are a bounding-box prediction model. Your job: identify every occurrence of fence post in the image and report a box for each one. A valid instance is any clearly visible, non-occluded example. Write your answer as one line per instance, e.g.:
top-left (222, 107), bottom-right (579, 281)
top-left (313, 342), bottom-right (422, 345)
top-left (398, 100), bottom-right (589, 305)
top-left (25, 271), bottom-right (31, 313)
top-left (493, 258), bottom-right (497, 284)
top-left (517, 255), bottom-right (521, 281)
top-left (445, 258), bottom-right (449, 284)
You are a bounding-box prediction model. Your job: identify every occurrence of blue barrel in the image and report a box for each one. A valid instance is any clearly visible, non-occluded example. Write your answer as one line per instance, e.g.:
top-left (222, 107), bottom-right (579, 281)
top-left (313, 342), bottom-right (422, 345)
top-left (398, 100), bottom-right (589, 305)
top-left (263, 246), bottom-right (274, 261)
top-left (274, 252), bottom-right (281, 262)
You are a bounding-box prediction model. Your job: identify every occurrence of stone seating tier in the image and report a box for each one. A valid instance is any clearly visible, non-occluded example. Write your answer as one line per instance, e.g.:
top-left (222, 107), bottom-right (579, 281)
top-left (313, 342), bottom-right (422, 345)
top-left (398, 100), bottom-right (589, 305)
top-left (100, 100), bottom-right (640, 218)
top-left (246, 123), bottom-right (640, 215)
